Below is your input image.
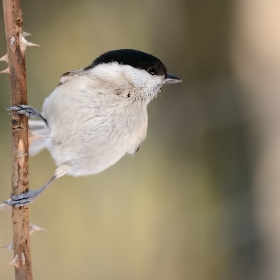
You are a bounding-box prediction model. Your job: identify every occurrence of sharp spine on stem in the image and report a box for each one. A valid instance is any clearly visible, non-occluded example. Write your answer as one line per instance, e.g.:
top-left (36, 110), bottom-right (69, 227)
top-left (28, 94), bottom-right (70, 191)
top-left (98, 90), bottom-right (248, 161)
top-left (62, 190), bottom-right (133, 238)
top-left (2, 243), bottom-right (13, 252)
top-left (20, 32), bottom-right (40, 54)
top-left (1, 223), bottom-right (44, 253)
top-left (28, 130), bottom-right (48, 144)
top-left (22, 31), bottom-right (31, 37)
top-left (9, 254), bottom-right (19, 268)
top-left (0, 67), bottom-right (9, 74)
top-left (0, 54), bottom-right (8, 62)
top-left (0, 203), bottom-right (12, 214)
top-left (21, 252), bottom-right (26, 266)
top-left (29, 223), bottom-right (45, 235)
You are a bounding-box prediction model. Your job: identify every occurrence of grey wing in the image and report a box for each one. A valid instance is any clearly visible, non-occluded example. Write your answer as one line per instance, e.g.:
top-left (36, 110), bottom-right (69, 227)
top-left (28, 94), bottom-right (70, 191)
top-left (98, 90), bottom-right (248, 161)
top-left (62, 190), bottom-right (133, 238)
top-left (57, 68), bottom-right (85, 86)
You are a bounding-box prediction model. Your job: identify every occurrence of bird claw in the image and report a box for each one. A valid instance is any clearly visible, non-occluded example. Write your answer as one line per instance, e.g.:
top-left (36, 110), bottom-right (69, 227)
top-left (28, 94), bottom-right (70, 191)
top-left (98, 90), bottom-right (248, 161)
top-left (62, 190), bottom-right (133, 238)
top-left (4, 172), bottom-right (62, 207)
top-left (4, 190), bottom-right (40, 207)
top-left (7, 105), bottom-right (40, 119)
top-left (7, 104), bottom-right (48, 125)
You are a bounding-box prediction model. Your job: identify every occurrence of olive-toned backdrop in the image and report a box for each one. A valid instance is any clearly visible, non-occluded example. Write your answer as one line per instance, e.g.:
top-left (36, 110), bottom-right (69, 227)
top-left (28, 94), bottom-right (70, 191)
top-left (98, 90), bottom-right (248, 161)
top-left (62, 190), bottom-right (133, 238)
top-left (1, 1), bottom-right (280, 279)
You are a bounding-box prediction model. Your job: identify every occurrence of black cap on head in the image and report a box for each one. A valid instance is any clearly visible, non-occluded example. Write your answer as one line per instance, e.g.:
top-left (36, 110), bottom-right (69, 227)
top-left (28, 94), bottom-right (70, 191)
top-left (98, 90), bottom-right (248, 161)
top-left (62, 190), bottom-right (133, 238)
top-left (85, 49), bottom-right (167, 77)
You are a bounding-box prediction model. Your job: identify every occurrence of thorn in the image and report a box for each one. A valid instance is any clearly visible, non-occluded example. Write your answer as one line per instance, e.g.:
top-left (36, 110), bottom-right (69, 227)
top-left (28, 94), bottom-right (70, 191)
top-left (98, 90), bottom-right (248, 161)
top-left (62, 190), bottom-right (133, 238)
top-left (22, 31), bottom-right (31, 37)
top-left (10, 36), bottom-right (16, 48)
top-left (0, 67), bottom-right (9, 74)
top-left (0, 203), bottom-right (12, 214)
top-left (29, 223), bottom-right (45, 235)
top-left (2, 243), bottom-right (13, 252)
top-left (9, 254), bottom-right (19, 268)
top-left (28, 130), bottom-right (47, 144)
top-left (20, 33), bottom-right (39, 54)
top-left (0, 54), bottom-right (8, 63)
top-left (21, 252), bottom-right (26, 266)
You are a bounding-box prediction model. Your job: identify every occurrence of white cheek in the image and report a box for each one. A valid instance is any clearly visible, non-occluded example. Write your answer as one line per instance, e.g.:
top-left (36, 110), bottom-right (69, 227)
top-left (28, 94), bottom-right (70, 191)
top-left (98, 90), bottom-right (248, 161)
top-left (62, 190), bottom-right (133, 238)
top-left (98, 63), bottom-right (154, 87)
top-left (129, 68), bottom-right (163, 88)
top-left (89, 63), bottom-right (164, 96)
top-left (130, 70), bottom-right (151, 87)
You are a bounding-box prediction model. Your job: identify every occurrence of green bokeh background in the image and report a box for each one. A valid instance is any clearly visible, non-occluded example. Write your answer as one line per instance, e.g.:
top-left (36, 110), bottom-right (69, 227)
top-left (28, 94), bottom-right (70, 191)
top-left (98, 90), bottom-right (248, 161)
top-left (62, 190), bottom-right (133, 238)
top-left (0, 1), bottom-right (270, 279)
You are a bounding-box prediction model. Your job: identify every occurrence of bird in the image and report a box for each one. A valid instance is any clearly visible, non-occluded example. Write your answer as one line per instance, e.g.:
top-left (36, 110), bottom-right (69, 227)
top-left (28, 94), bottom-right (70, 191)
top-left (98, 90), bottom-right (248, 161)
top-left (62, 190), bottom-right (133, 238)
top-left (5, 49), bottom-right (181, 207)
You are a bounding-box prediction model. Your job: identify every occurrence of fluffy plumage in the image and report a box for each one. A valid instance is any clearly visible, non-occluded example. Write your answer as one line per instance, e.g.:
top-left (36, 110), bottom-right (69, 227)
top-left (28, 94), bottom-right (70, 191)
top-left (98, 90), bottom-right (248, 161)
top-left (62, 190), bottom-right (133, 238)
top-left (5, 49), bottom-right (181, 206)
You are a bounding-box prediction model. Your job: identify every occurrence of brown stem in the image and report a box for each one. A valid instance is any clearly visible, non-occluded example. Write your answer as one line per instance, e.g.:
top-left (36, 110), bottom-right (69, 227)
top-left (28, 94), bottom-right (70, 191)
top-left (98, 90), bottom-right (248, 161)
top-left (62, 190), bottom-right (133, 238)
top-left (2, 0), bottom-right (33, 279)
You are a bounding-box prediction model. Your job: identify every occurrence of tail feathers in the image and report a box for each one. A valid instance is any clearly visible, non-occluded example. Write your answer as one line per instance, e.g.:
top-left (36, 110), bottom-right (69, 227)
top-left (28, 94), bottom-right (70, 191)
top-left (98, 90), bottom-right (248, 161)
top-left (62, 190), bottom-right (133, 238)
top-left (29, 120), bottom-right (50, 156)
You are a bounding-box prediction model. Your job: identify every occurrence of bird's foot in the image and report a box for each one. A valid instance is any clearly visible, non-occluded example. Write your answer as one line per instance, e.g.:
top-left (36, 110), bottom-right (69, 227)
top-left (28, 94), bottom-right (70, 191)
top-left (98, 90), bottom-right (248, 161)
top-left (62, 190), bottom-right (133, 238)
top-left (4, 190), bottom-right (41, 207)
top-left (7, 105), bottom-right (41, 118)
top-left (4, 173), bottom-right (59, 207)
top-left (7, 105), bottom-right (47, 125)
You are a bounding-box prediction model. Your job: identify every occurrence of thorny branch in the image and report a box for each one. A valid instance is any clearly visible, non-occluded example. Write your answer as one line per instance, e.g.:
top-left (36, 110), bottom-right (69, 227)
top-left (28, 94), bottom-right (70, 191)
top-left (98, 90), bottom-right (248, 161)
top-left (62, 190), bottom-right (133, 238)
top-left (2, 0), bottom-right (34, 278)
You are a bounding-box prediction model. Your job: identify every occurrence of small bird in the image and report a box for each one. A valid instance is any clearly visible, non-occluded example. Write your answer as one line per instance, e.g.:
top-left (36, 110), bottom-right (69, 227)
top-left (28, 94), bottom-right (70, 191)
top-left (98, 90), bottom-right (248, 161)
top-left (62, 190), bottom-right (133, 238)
top-left (5, 49), bottom-right (181, 207)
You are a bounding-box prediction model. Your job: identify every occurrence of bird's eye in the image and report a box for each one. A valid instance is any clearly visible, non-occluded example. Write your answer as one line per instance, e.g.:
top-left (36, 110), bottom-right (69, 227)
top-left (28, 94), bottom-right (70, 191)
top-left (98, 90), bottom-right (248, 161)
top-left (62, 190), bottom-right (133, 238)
top-left (148, 67), bottom-right (156, 76)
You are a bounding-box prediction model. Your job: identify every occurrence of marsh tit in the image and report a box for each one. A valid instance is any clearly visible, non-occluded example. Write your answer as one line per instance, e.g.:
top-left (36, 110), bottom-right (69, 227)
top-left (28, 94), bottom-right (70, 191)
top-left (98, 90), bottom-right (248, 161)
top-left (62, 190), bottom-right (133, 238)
top-left (5, 49), bottom-right (181, 207)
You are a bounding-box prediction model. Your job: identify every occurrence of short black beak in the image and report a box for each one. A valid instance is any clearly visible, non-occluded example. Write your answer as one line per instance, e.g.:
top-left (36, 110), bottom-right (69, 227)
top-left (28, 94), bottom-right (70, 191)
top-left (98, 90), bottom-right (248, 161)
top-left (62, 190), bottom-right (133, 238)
top-left (165, 73), bottom-right (182, 84)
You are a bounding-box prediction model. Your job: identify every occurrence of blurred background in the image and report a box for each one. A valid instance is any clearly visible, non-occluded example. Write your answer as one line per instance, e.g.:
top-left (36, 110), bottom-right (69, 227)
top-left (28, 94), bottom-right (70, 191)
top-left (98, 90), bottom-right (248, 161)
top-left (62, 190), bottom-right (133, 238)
top-left (1, 0), bottom-right (280, 279)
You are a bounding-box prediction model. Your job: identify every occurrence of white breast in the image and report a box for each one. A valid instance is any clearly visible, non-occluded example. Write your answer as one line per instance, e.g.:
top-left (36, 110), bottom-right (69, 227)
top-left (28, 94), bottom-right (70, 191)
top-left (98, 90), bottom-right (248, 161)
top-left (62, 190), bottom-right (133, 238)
top-left (42, 73), bottom-right (148, 176)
